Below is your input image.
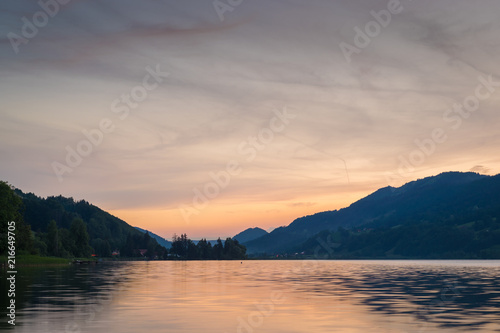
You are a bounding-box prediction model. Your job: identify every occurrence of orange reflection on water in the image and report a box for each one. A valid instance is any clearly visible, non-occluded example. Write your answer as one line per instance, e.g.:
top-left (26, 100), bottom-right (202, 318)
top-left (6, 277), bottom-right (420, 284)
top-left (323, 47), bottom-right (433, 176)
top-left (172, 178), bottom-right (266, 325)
top-left (10, 260), bottom-right (500, 333)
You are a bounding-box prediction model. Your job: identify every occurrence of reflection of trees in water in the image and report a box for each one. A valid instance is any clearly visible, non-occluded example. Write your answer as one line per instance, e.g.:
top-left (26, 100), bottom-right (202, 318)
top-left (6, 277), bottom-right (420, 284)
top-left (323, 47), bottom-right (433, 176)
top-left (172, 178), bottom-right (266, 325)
top-left (3, 262), bottom-right (500, 331)
top-left (0, 262), bottom-right (132, 331)
top-left (287, 264), bottom-right (500, 331)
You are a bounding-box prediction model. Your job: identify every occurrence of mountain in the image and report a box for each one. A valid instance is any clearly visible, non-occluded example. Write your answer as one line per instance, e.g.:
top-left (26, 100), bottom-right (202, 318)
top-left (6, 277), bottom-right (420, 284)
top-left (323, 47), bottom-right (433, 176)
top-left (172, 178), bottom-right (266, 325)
top-left (135, 227), bottom-right (171, 249)
top-left (233, 227), bottom-right (268, 243)
top-left (12, 188), bottom-right (168, 257)
top-left (244, 172), bottom-right (500, 256)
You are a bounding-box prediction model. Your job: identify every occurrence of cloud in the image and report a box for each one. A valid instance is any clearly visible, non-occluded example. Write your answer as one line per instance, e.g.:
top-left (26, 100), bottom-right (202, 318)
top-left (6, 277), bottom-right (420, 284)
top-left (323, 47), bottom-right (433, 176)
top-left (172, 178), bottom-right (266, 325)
top-left (287, 202), bottom-right (317, 208)
top-left (1, 0), bottom-right (500, 237)
top-left (470, 165), bottom-right (491, 175)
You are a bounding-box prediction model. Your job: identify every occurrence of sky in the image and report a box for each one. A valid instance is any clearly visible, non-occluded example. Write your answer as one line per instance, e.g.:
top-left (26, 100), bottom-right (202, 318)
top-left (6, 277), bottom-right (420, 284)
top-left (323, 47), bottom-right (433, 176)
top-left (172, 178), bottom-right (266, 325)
top-left (1, 0), bottom-right (500, 239)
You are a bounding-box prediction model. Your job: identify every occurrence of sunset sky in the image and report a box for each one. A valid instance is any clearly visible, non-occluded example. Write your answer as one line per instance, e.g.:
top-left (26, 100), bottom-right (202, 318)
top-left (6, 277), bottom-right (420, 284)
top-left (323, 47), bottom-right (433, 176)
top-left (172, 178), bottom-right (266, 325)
top-left (1, 0), bottom-right (500, 239)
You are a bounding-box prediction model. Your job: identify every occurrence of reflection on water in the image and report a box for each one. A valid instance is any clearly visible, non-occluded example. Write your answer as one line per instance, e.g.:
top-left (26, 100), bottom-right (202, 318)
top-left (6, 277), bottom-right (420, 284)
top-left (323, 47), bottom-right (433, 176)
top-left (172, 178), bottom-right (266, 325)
top-left (1, 260), bottom-right (500, 332)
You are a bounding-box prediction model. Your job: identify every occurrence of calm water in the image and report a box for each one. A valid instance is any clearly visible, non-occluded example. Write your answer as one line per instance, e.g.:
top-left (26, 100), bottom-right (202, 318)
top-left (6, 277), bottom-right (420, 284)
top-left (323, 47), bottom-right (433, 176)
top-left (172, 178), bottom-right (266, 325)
top-left (2, 260), bottom-right (500, 332)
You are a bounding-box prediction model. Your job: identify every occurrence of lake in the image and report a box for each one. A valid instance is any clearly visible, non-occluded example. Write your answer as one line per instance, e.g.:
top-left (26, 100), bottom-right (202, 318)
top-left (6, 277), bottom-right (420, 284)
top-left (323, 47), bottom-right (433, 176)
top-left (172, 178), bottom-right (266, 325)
top-left (2, 260), bottom-right (500, 332)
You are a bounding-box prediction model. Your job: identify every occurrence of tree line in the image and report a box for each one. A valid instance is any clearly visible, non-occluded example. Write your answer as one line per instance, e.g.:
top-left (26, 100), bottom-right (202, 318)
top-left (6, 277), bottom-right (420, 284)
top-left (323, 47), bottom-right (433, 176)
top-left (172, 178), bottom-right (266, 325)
top-left (39, 219), bottom-right (92, 258)
top-left (1, 181), bottom-right (246, 260)
top-left (169, 233), bottom-right (247, 260)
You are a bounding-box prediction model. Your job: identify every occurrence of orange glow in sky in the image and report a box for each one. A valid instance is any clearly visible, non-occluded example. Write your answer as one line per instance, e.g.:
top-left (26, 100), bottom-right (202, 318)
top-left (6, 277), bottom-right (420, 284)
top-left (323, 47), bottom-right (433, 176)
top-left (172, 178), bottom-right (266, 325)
top-left (1, 1), bottom-right (500, 239)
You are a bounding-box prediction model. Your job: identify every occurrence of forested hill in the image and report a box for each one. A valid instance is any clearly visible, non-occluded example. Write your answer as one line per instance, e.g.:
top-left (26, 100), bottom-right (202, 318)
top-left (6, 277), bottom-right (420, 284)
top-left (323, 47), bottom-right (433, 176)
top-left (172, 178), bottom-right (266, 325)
top-left (1, 181), bottom-right (246, 260)
top-left (11, 186), bottom-right (167, 258)
top-left (244, 172), bottom-right (500, 257)
top-left (135, 227), bottom-right (172, 249)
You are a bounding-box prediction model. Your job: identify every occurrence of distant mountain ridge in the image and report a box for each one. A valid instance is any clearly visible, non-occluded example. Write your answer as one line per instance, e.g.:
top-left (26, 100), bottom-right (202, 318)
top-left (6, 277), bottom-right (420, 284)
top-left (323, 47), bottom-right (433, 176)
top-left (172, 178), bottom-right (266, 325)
top-left (233, 227), bottom-right (268, 243)
top-left (244, 172), bottom-right (500, 255)
top-left (135, 227), bottom-right (172, 249)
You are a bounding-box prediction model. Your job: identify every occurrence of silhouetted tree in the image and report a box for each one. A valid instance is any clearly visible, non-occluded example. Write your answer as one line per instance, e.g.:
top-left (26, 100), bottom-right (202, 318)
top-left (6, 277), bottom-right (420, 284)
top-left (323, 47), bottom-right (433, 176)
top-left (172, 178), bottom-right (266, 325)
top-left (47, 220), bottom-right (59, 256)
top-left (70, 218), bottom-right (92, 257)
top-left (169, 235), bottom-right (246, 260)
top-left (213, 238), bottom-right (224, 260)
top-left (197, 239), bottom-right (213, 259)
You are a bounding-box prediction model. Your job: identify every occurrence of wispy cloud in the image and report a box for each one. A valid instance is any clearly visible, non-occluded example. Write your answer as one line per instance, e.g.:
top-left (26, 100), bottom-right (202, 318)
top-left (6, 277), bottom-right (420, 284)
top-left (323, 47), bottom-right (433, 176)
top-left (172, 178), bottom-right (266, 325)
top-left (1, 0), bottom-right (500, 237)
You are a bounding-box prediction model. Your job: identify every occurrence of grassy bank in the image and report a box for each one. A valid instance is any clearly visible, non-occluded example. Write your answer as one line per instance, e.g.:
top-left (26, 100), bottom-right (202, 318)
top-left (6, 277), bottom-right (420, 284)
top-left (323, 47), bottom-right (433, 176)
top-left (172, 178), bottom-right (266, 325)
top-left (1, 254), bottom-right (71, 266)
